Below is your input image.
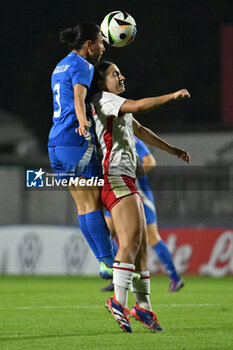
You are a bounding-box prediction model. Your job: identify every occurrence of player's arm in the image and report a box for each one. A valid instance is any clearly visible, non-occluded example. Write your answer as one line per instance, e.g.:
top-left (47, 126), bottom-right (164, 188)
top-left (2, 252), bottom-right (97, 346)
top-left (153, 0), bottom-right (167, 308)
top-left (120, 89), bottom-right (190, 114)
top-left (74, 84), bottom-right (90, 137)
top-left (133, 118), bottom-right (190, 164)
top-left (141, 154), bottom-right (157, 174)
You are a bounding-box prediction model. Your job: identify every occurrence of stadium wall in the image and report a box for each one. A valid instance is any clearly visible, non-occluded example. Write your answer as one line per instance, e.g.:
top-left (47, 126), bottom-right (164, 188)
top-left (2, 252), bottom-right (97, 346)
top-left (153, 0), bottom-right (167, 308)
top-left (0, 225), bottom-right (232, 276)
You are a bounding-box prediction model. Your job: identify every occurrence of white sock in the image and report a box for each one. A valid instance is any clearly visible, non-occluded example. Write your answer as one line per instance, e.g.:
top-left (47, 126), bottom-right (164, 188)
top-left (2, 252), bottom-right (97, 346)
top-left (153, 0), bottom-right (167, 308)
top-left (131, 270), bottom-right (152, 311)
top-left (113, 262), bottom-right (135, 308)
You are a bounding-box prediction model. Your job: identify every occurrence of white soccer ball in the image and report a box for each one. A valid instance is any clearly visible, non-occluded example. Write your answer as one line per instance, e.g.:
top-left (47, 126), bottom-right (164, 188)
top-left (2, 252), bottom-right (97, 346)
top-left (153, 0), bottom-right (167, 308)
top-left (100, 11), bottom-right (137, 48)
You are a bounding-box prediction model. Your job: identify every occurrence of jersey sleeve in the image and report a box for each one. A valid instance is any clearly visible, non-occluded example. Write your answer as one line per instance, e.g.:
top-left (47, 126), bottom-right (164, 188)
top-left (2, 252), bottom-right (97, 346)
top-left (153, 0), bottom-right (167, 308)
top-left (72, 59), bottom-right (94, 88)
top-left (93, 92), bottom-right (126, 117)
top-left (135, 137), bottom-right (151, 162)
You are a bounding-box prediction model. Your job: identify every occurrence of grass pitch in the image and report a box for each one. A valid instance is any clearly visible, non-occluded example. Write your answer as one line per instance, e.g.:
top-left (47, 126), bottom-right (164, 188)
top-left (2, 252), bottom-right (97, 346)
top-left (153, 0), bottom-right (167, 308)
top-left (0, 275), bottom-right (232, 350)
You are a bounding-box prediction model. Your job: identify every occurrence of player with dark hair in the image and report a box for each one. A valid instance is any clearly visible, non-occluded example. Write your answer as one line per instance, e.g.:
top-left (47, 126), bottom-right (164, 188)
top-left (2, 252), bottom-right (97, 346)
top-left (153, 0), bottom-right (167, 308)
top-left (48, 23), bottom-right (116, 279)
top-left (91, 60), bottom-right (190, 332)
top-left (104, 137), bottom-right (184, 292)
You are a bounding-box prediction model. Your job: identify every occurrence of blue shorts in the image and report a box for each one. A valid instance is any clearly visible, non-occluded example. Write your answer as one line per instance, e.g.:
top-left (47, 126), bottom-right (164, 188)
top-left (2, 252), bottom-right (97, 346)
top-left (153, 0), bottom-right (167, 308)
top-left (48, 141), bottom-right (102, 180)
top-left (105, 198), bottom-right (157, 225)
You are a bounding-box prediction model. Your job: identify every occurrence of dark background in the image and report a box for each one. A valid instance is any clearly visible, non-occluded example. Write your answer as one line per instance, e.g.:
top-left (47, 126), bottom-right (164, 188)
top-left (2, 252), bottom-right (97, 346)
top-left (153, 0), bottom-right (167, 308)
top-left (1, 0), bottom-right (233, 151)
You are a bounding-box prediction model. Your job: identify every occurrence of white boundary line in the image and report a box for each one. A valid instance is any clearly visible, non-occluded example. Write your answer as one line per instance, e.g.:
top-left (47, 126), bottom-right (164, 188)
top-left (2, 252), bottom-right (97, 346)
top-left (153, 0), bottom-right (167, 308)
top-left (0, 303), bottom-right (225, 311)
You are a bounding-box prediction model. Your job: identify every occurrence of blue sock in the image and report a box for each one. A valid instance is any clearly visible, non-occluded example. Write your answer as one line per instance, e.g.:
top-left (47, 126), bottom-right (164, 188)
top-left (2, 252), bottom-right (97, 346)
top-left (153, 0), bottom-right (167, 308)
top-left (85, 210), bottom-right (114, 267)
top-left (154, 240), bottom-right (180, 281)
top-left (78, 214), bottom-right (100, 259)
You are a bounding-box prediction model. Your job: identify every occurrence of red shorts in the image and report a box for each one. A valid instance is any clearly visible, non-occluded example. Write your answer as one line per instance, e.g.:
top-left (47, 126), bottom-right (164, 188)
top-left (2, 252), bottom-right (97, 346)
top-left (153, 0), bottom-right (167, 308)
top-left (102, 174), bottom-right (142, 211)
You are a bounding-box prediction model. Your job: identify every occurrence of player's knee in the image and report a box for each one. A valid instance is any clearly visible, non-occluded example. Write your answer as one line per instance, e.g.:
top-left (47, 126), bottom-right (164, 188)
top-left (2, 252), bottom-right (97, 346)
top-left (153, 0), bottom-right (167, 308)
top-left (75, 201), bottom-right (86, 214)
top-left (75, 197), bottom-right (102, 214)
top-left (120, 232), bottom-right (140, 256)
top-left (147, 232), bottom-right (154, 246)
top-left (147, 223), bottom-right (161, 246)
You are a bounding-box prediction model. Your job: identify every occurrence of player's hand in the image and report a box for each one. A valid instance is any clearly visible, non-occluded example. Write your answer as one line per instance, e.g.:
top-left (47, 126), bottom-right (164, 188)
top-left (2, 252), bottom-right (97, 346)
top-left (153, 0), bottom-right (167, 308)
top-left (75, 120), bottom-right (91, 137)
top-left (173, 89), bottom-right (190, 100)
top-left (168, 147), bottom-right (190, 164)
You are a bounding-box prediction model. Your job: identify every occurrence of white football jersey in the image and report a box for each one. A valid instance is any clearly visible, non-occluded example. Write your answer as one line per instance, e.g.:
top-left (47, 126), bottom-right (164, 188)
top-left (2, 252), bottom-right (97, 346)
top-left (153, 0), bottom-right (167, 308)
top-left (92, 91), bottom-right (141, 177)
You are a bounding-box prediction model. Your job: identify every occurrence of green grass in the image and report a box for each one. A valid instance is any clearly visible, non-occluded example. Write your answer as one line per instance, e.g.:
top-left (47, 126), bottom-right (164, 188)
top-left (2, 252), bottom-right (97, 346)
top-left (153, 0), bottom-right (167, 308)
top-left (0, 276), bottom-right (232, 350)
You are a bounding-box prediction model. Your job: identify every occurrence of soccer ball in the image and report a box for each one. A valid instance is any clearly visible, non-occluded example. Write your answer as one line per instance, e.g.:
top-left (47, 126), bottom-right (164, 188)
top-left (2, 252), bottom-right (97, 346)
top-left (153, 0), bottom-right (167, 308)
top-left (100, 11), bottom-right (137, 48)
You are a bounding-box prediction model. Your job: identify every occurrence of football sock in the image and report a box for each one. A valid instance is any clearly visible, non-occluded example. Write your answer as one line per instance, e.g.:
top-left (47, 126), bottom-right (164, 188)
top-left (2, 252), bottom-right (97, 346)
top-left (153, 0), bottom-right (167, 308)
top-left (78, 214), bottom-right (100, 259)
top-left (85, 210), bottom-right (114, 267)
top-left (113, 262), bottom-right (134, 307)
top-left (154, 240), bottom-right (180, 282)
top-left (131, 271), bottom-right (152, 311)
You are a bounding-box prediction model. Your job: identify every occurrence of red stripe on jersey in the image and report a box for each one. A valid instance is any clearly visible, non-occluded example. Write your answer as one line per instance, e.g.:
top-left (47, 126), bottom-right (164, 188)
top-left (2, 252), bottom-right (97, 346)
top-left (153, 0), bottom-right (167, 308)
top-left (141, 276), bottom-right (150, 279)
top-left (103, 116), bottom-right (114, 174)
top-left (113, 266), bottom-right (135, 272)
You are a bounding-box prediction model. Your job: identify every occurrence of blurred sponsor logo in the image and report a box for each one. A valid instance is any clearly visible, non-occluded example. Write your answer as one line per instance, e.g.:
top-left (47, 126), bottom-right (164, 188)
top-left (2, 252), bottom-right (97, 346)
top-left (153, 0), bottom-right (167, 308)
top-left (148, 228), bottom-right (233, 276)
top-left (200, 231), bottom-right (233, 276)
top-left (17, 232), bottom-right (43, 272)
top-left (63, 233), bottom-right (89, 274)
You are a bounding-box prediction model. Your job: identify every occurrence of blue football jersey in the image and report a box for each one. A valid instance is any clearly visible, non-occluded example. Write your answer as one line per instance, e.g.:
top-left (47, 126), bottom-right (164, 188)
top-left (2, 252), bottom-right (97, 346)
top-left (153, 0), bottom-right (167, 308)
top-left (134, 137), bottom-right (155, 202)
top-left (48, 52), bottom-right (94, 146)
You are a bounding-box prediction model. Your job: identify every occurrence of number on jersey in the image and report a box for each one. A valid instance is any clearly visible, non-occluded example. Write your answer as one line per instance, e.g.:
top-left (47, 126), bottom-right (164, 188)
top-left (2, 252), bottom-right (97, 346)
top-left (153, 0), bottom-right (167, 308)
top-left (53, 83), bottom-right (61, 118)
